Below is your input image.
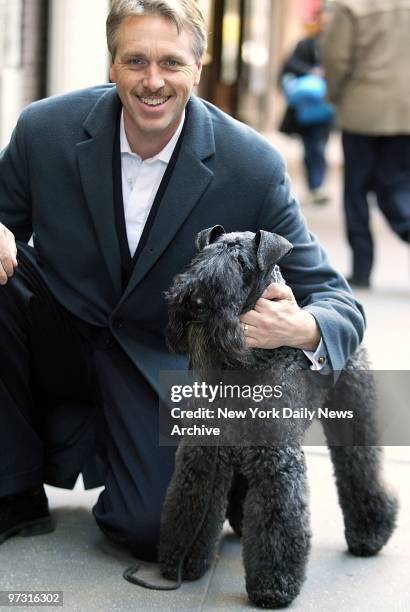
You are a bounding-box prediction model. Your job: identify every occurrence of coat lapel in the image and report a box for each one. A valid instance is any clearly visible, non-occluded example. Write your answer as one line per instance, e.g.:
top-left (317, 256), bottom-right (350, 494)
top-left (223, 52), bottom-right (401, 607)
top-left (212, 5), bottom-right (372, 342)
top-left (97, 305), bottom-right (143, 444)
top-left (120, 96), bottom-right (215, 301)
top-left (76, 86), bottom-right (122, 298)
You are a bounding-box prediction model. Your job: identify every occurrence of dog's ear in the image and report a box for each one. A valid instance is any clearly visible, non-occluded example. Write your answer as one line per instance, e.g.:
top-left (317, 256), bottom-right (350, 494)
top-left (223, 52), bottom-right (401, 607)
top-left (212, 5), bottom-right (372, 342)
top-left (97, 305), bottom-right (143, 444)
top-left (195, 225), bottom-right (225, 251)
top-left (254, 230), bottom-right (293, 271)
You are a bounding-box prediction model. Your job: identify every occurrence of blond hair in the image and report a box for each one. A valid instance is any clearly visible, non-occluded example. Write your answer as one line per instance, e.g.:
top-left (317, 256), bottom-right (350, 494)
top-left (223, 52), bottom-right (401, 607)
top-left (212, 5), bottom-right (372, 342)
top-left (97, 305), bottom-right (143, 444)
top-left (107, 0), bottom-right (207, 62)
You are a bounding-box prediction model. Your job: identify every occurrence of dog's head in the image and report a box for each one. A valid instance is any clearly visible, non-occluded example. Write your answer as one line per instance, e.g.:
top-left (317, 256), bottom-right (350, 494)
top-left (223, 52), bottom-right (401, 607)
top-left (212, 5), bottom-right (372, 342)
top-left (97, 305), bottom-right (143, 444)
top-left (165, 226), bottom-right (292, 368)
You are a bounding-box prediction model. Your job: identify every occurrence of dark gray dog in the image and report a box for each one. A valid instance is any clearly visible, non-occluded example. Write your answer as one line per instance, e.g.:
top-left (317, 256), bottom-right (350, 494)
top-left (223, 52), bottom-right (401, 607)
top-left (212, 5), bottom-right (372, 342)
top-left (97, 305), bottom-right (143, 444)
top-left (159, 226), bottom-right (397, 608)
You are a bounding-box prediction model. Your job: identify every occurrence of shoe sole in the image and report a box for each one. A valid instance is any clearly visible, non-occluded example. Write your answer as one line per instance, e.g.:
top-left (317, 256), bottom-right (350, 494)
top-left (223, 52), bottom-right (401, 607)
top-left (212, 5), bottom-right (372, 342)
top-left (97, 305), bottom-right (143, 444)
top-left (0, 515), bottom-right (55, 544)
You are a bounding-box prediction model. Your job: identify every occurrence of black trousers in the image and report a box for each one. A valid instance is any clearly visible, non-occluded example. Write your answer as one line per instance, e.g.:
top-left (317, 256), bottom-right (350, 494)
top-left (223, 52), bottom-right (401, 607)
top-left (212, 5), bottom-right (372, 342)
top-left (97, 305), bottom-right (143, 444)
top-left (342, 131), bottom-right (410, 282)
top-left (301, 121), bottom-right (331, 190)
top-left (0, 247), bottom-right (176, 561)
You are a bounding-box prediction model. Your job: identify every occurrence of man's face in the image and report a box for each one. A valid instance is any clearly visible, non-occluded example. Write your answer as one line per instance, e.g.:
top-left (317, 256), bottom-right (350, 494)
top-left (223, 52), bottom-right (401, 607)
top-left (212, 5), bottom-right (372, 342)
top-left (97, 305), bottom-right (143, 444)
top-left (109, 15), bottom-right (202, 145)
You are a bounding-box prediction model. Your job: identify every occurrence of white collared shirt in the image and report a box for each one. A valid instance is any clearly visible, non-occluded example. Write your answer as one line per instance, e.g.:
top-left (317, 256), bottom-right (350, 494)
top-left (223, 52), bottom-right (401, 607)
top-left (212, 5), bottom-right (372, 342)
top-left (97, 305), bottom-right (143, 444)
top-left (120, 110), bottom-right (185, 256)
top-left (305, 338), bottom-right (329, 372)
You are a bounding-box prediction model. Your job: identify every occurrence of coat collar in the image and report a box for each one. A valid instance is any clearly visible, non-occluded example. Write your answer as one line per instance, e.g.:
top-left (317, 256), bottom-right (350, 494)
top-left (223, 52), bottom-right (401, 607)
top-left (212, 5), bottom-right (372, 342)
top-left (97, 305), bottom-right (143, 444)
top-left (77, 86), bottom-right (122, 298)
top-left (77, 86), bottom-right (215, 302)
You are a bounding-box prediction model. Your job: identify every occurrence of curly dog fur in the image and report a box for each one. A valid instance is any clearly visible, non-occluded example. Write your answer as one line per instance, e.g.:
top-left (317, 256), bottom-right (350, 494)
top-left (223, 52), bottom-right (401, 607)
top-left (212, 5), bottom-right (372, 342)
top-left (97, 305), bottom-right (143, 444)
top-left (159, 227), bottom-right (398, 608)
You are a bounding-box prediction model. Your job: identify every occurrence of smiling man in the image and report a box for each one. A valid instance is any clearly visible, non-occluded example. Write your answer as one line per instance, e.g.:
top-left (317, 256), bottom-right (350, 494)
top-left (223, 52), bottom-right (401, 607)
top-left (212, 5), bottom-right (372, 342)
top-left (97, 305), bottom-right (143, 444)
top-left (0, 0), bottom-right (364, 562)
top-left (109, 12), bottom-right (202, 158)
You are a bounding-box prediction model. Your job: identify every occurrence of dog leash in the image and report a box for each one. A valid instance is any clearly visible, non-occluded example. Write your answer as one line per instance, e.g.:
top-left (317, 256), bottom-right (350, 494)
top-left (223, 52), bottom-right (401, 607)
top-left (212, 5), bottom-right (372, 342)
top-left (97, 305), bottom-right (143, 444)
top-left (123, 443), bottom-right (220, 590)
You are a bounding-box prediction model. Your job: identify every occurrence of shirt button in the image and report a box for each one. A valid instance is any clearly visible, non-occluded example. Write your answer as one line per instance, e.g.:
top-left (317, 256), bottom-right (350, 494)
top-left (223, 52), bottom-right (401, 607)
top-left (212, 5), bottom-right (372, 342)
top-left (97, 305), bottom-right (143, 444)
top-left (318, 356), bottom-right (326, 365)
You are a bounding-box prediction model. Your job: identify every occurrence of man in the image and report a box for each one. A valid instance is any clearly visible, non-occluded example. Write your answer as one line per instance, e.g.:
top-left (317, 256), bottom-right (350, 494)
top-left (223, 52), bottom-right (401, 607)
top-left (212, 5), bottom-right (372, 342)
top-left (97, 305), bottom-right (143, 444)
top-left (320, 0), bottom-right (410, 288)
top-left (0, 0), bottom-right (364, 561)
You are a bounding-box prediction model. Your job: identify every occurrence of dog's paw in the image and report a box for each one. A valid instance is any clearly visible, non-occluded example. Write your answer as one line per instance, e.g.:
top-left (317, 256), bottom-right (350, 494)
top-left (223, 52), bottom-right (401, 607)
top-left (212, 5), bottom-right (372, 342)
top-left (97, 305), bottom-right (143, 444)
top-left (181, 557), bottom-right (210, 581)
top-left (160, 557), bottom-right (210, 582)
top-left (247, 575), bottom-right (303, 609)
top-left (160, 561), bottom-right (179, 582)
top-left (345, 491), bottom-right (398, 557)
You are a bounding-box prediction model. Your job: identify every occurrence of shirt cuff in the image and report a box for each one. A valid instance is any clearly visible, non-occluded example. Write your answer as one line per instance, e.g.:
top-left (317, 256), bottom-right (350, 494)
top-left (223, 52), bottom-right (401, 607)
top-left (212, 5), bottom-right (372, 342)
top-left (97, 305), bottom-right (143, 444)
top-left (303, 338), bottom-right (330, 373)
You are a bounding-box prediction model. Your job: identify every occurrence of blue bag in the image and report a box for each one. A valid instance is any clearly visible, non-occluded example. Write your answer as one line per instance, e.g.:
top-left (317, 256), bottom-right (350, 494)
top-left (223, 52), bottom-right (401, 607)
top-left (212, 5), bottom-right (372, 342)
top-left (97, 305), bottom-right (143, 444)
top-left (282, 73), bottom-right (335, 125)
top-left (296, 100), bottom-right (335, 125)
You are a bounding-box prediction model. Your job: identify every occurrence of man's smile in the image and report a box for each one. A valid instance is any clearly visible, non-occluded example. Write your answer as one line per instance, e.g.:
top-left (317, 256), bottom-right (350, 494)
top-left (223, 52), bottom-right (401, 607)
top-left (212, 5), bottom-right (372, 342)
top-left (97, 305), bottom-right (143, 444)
top-left (137, 95), bottom-right (171, 108)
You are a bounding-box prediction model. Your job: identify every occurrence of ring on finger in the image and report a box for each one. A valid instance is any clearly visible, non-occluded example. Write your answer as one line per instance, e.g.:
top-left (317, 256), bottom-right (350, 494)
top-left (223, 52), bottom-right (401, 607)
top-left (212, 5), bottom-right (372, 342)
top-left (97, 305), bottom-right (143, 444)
top-left (243, 323), bottom-right (249, 332)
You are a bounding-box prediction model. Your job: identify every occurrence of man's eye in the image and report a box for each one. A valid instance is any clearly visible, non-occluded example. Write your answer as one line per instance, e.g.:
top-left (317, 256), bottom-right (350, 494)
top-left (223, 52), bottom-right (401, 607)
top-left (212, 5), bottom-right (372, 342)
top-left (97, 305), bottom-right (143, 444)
top-left (128, 58), bottom-right (145, 66)
top-left (163, 59), bottom-right (180, 68)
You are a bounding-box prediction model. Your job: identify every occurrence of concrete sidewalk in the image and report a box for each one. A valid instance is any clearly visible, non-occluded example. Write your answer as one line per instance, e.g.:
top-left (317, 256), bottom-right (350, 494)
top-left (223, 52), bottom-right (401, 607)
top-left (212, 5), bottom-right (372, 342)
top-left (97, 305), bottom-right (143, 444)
top-left (1, 448), bottom-right (408, 612)
top-left (1, 132), bottom-right (409, 611)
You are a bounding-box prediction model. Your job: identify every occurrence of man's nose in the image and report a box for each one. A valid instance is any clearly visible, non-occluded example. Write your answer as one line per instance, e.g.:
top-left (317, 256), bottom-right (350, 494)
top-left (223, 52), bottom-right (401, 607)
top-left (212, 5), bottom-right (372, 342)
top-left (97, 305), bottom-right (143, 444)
top-left (142, 63), bottom-right (166, 92)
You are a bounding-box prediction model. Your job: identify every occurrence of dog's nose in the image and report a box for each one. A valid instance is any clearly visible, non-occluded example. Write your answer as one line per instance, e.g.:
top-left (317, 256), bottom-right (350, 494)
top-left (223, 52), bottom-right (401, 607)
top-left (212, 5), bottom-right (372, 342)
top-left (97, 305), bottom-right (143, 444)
top-left (189, 296), bottom-right (206, 321)
top-left (192, 296), bottom-right (205, 312)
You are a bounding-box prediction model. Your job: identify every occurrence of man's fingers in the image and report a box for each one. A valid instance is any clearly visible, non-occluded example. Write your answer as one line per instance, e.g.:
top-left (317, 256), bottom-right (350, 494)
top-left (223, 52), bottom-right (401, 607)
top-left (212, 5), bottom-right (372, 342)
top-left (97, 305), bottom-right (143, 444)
top-left (8, 234), bottom-right (18, 267)
top-left (0, 249), bottom-right (16, 277)
top-left (262, 282), bottom-right (294, 301)
top-left (240, 311), bottom-right (262, 328)
top-left (0, 225), bottom-right (18, 280)
top-left (0, 259), bottom-right (15, 279)
top-left (0, 262), bottom-right (10, 285)
top-left (244, 336), bottom-right (259, 348)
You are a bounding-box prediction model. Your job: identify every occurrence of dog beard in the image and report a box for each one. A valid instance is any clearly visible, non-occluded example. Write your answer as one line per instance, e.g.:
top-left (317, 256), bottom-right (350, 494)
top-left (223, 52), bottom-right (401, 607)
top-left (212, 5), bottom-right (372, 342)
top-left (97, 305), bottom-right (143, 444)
top-left (186, 324), bottom-right (213, 370)
top-left (186, 316), bottom-right (248, 371)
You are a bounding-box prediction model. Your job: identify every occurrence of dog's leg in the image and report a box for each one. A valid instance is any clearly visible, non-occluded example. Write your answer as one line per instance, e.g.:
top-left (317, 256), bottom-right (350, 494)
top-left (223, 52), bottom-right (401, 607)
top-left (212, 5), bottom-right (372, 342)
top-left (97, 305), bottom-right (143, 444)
top-left (242, 447), bottom-right (311, 609)
top-left (226, 472), bottom-right (248, 536)
top-left (324, 368), bottom-right (398, 556)
top-left (159, 443), bottom-right (233, 581)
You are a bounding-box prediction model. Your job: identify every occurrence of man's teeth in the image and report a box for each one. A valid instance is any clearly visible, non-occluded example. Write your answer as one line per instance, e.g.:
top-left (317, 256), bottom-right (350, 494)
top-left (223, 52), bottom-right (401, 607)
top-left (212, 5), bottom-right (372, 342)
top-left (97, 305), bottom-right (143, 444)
top-left (139, 96), bottom-right (169, 106)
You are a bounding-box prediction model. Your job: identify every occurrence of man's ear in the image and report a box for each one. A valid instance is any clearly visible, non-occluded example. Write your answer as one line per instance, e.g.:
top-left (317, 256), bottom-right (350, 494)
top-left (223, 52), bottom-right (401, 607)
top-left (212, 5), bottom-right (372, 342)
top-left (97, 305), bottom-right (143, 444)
top-left (195, 225), bottom-right (225, 251)
top-left (254, 230), bottom-right (293, 271)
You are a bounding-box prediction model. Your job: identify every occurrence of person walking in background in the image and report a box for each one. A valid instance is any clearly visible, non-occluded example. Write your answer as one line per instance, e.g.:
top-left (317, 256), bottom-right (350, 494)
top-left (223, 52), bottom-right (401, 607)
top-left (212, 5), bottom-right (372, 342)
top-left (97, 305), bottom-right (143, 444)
top-left (280, 4), bottom-right (334, 205)
top-left (321, 0), bottom-right (410, 288)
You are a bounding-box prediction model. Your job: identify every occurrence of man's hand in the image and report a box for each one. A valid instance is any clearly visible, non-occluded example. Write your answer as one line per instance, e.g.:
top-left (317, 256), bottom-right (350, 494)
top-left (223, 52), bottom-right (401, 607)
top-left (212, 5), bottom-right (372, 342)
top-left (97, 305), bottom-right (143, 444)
top-left (240, 283), bottom-right (320, 351)
top-left (0, 223), bottom-right (18, 285)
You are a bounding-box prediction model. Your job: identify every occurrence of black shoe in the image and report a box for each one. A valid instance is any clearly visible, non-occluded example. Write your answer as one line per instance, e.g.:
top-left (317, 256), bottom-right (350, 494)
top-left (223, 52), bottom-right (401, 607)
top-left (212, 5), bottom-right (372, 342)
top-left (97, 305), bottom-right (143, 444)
top-left (0, 485), bottom-right (54, 544)
top-left (347, 276), bottom-right (370, 289)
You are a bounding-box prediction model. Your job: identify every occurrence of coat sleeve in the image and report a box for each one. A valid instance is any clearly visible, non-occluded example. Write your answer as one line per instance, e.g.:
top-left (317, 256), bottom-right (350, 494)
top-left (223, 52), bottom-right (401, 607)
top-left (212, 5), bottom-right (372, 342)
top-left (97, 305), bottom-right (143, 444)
top-left (256, 152), bottom-right (365, 372)
top-left (0, 111), bottom-right (33, 242)
top-left (320, 3), bottom-right (355, 104)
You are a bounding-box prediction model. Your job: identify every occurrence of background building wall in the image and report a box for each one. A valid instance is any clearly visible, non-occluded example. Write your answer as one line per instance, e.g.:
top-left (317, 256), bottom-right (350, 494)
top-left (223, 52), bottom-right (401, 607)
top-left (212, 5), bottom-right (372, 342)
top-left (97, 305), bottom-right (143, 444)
top-left (0, 0), bottom-right (23, 148)
top-left (21, 0), bottom-right (48, 108)
top-left (47, 0), bottom-right (110, 96)
top-left (0, 0), bottom-right (110, 147)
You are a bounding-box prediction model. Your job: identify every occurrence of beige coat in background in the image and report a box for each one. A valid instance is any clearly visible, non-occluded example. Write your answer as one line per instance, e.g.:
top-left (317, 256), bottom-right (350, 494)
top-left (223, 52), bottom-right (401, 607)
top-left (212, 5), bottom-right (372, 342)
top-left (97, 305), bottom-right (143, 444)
top-left (320, 0), bottom-right (410, 135)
